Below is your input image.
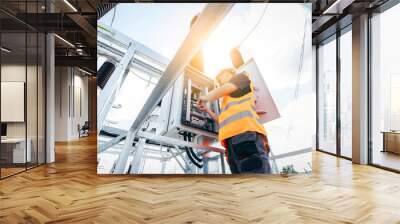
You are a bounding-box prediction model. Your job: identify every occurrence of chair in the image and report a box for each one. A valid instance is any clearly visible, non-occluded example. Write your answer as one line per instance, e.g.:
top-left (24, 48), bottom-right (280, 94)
top-left (79, 121), bottom-right (90, 138)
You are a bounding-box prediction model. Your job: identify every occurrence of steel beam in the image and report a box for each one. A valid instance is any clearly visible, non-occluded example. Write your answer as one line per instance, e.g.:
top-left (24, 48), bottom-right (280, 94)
top-left (172, 146), bottom-right (188, 173)
top-left (67, 13), bottom-right (97, 46)
top-left (137, 131), bottom-right (224, 153)
top-left (55, 55), bottom-right (96, 70)
top-left (113, 3), bottom-right (233, 174)
top-left (97, 42), bottom-right (136, 134)
top-left (270, 147), bottom-right (312, 160)
top-left (322, 0), bottom-right (355, 14)
top-left (98, 23), bottom-right (169, 66)
top-left (312, 15), bottom-right (334, 33)
top-left (269, 150), bottom-right (279, 174)
top-left (129, 138), bottom-right (146, 174)
top-left (98, 134), bottom-right (126, 153)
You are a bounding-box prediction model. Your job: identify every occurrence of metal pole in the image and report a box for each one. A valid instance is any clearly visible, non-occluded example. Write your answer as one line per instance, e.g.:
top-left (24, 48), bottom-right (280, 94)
top-left (98, 133), bottom-right (126, 153)
top-left (336, 29), bottom-right (341, 157)
top-left (172, 146), bottom-right (188, 173)
top-left (114, 132), bottom-right (137, 173)
top-left (129, 138), bottom-right (146, 174)
top-left (219, 153), bottom-right (226, 174)
top-left (160, 145), bottom-right (166, 174)
top-left (97, 43), bottom-right (136, 134)
top-left (269, 150), bottom-right (280, 174)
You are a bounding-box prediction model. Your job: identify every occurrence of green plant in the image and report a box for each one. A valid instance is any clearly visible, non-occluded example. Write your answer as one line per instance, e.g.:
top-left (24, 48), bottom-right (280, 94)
top-left (280, 164), bottom-right (298, 176)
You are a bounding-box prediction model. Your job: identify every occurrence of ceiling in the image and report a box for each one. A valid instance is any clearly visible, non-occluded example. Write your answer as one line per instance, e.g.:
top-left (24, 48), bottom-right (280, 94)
top-left (311, 0), bottom-right (392, 44)
top-left (0, 0), bottom-right (97, 73)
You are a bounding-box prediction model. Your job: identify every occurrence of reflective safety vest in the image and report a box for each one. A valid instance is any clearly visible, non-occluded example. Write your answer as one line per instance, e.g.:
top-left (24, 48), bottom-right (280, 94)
top-left (217, 73), bottom-right (267, 142)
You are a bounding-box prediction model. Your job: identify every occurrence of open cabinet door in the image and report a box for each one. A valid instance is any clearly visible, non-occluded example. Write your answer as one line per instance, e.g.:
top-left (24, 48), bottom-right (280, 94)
top-left (237, 59), bottom-right (280, 124)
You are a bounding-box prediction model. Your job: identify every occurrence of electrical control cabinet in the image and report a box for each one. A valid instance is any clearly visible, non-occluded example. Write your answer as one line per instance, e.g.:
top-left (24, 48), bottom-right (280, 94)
top-left (157, 66), bottom-right (219, 139)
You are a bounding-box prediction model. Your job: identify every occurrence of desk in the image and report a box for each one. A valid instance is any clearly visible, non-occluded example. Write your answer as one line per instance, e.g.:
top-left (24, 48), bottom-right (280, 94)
top-left (382, 131), bottom-right (400, 154)
top-left (1, 138), bottom-right (31, 164)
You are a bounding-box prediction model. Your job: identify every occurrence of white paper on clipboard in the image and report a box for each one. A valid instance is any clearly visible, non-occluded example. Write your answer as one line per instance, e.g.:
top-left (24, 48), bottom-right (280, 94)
top-left (237, 59), bottom-right (281, 124)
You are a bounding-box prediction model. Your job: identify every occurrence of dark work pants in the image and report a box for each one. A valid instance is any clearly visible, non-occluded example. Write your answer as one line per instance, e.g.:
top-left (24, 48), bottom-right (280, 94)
top-left (226, 132), bottom-right (271, 174)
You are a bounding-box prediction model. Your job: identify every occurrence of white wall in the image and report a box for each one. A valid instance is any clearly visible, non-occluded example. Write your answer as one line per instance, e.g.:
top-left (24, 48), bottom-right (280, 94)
top-left (1, 65), bottom-right (43, 138)
top-left (54, 67), bottom-right (89, 141)
top-left (1, 65), bottom-right (26, 138)
top-left (1, 63), bottom-right (46, 164)
top-left (72, 73), bottom-right (89, 138)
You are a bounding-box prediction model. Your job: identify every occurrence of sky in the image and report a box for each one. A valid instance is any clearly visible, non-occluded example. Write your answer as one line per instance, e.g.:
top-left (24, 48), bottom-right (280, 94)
top-left (99, 3), bottom-right (206, 60)
top-left (99, 3), bottom-right (311, 82)
top-left (98, 3), bottom-right (314, 171)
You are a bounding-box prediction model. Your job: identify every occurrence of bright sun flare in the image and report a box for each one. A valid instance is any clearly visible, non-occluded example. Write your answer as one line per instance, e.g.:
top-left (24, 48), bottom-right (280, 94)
top-left (202, 27), bottom-right (240, 79)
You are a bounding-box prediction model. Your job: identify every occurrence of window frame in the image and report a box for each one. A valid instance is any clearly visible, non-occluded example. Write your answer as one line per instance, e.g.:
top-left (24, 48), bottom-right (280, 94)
top-left (315, 24), bottom-right (352, 161)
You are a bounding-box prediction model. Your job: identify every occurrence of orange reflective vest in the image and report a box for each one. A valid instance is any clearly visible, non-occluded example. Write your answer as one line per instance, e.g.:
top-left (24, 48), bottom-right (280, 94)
top-left (217, 73), bottom-right (267, 142)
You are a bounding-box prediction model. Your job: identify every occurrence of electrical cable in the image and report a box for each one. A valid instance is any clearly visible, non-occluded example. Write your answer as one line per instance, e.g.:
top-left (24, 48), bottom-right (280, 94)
top-left (187, 134), bottom-right (203, 163)
top-left (183, 133), bottom-right (203, 168)
top-left (110, 5), bottom-right (117, 27)
top-left (287, 4), bottom-right (309, 137)
top-left (236, 2), bottom-right (271, 49)
top-left (294, 9), bottom-right (308, 100)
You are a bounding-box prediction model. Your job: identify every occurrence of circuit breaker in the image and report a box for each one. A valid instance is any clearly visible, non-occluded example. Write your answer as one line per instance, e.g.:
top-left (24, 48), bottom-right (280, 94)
top-left (157, 66), bottom-right (219, 139)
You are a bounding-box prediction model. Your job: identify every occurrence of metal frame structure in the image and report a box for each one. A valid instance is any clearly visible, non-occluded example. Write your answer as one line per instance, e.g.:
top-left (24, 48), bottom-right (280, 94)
top-left (110, 3), bottom-right (234, 174)
top-left (98, 3), bottom-right (314, 175)
top-left (97, 4), bottom-right (234, 174)
top-left (97, 23), bottom-right (169, 135)
top-left (315, 24), bottom-right (352, 160)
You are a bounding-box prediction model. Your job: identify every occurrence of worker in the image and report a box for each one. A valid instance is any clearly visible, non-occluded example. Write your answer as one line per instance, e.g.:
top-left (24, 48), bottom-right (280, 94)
top-left (197, 68), bottom-right (271, 174)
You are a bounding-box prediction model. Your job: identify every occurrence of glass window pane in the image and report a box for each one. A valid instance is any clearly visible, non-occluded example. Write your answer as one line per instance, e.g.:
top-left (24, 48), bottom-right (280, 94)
top-left (25, 0), bottom-right (43, 169)
top-left (340, 29), bottom-right (352, 158)
top-left (1, 31), bottom-right (28, 177)
top-left (38, 32), bottom-right (46, 165)
top-left (27, 31), bottom-right (38, 168)
top-left (0, 0), bottom-right (46, 179)
top-left (371, 4), bottom-right (400, 171)
top-left (318, 37), bottom-right (337, 154)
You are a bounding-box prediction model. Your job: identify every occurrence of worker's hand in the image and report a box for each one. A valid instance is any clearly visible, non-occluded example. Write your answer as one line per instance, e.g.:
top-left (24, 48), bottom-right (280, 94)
top-left (198, 95), bottom-right (209, 104)
top-left (196, 96), bottom-right (209, 112)
top-left (197, 101), bottom-right (208, 112)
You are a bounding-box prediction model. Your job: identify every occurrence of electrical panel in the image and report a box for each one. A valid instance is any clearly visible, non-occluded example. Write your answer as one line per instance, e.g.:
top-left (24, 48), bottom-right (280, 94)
top-left (157, 66), bottom-right (219, 139)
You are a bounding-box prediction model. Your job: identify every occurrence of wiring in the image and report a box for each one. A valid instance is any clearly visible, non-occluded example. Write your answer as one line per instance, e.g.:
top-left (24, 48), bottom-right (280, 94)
top-left (287, 5), bottom-right (309, 137)
top-left (294, 10), bottom-right (308, 99)
top-left (110, 5), bottom-right (117, 27)
top-left (183, 133), bottom-right (203, 168)
top-left (236, 1), bottom-right (271, 49)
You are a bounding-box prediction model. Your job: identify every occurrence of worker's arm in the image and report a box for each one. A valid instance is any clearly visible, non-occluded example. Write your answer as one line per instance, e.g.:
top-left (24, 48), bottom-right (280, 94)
top-left (196, 83), bottom-right (238, 122)
top-left (196, 101), bottom-right (219, 122)
top-left (205, 108), bottom-right (218, 122)
top-left (199, 83), bottom-right (238, 103)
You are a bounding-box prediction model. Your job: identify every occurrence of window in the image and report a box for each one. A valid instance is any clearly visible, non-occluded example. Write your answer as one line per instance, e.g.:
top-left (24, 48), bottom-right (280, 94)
top-left (318, 37), bottom-right (337, 154)
top-left (339, 28), bottom-right (352, 158)
top-left (371, 3), bottom-right (400, 171)
top-left (390, 74), bottom-right (400, 130)
top-left (0, 1), bottom-right (46, 179)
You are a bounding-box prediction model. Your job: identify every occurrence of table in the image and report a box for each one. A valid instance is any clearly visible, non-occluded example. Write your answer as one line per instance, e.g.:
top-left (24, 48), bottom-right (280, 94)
top-left (382, 131), bottom-right (400, 154)
top-left (1, 138), bottom-right (31, 164)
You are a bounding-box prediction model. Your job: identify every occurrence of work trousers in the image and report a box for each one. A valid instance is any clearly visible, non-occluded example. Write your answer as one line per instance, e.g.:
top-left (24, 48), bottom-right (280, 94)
top-left (225, 132), bottom-right (271, 174)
